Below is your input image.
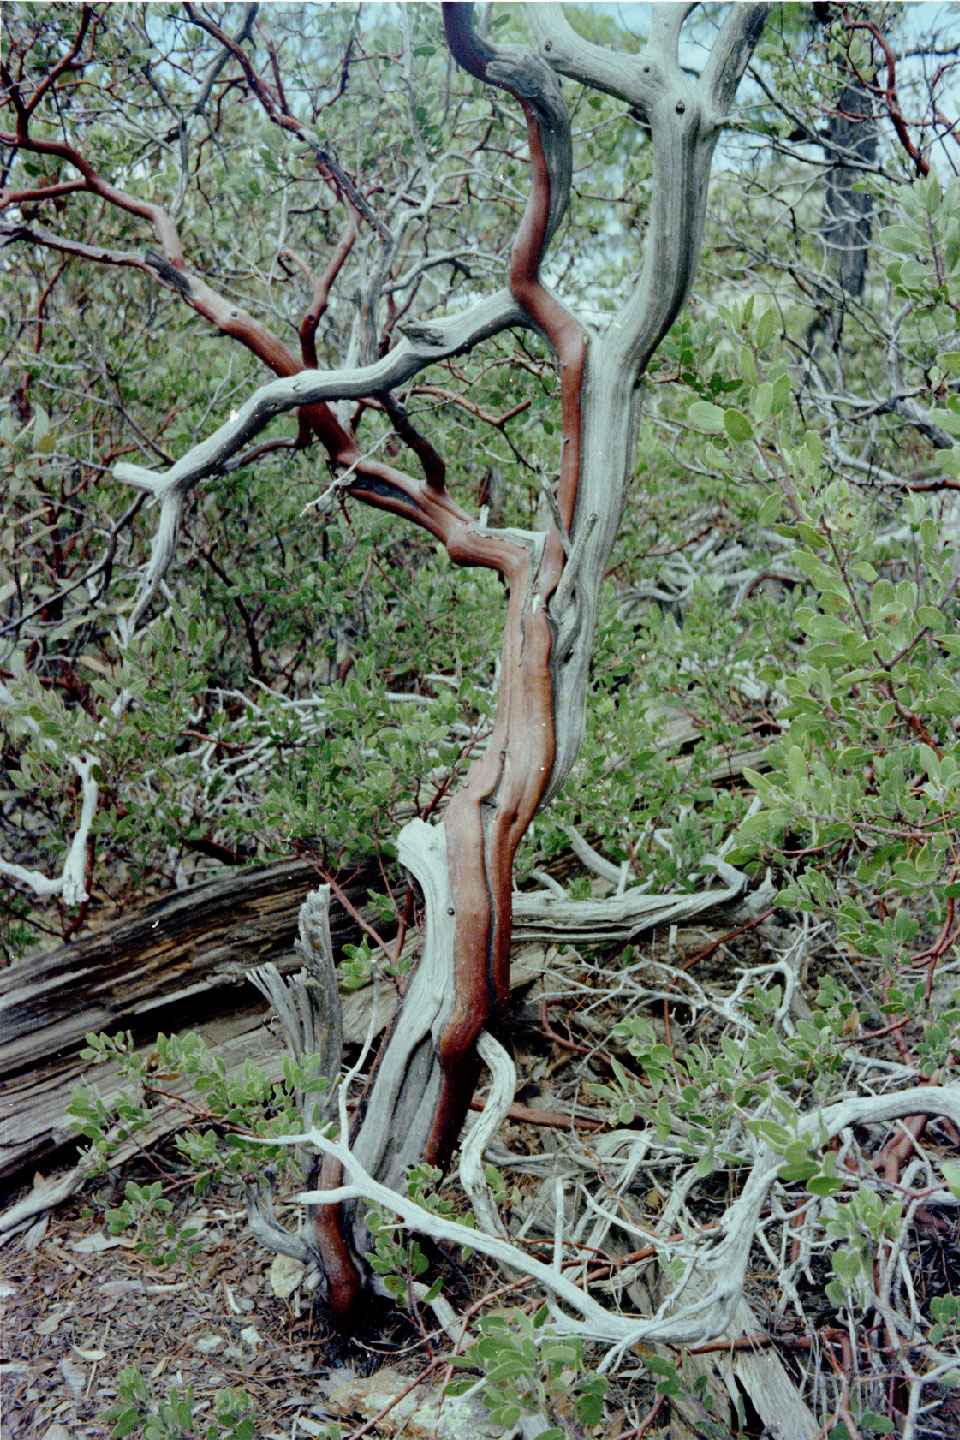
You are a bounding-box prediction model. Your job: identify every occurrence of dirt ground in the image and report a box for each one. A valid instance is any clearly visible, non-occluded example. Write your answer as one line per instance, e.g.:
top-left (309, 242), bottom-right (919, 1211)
top-left (1, 1161), bottom-right (483, 1440)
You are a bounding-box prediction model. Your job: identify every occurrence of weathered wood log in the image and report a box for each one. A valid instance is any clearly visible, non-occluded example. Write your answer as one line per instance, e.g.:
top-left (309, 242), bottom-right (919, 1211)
top-left (0, 939), bottom-right (554, 1229)
top-left (0, 829), bottom-right (769, 1197)
top-left (0, 859), bottom-right (361, 1082)
top-left (0, 858), bottom-right (381, 1187)
top-left (0, 978), bottom-right (389, 1215)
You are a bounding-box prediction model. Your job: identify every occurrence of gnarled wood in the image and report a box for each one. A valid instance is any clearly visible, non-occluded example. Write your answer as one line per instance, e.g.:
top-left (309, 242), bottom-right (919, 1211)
top-left (0, 859), bottom-right (379, 1188)
top-left (2, 1), bottom-right (769, 1331)
top-left (0, 860), bottom-right (324, 1082)
top-left (305, 3), bottom-right (768, 1328)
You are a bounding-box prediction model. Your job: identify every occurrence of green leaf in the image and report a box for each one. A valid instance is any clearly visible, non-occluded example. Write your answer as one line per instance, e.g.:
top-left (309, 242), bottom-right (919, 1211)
top-left (754, 307), bottom-right (779, 349)
top-left (723, 408), bottom-right (753, 443)
top-left (758, 491), bottom-right (782, 524)
top-left (942, 1161), bottom-right (960, 1201)
top-left (932, 408), bottom-right (960, 437)
top-left (770, 371), bottom-right (791, 414)
top-left (688, 400), bottom-right (726, 433)
top-left (880, 224), bottom-right (922, 255)
top-left (791, 522), bottom-right (827, 550)
top-left (777, 1159), bottom-right (819, 1182)
top-left (753, 381), bottom-right (773, 421)
top-left (860, 1413), bottom-right (895, 1433)
top-left (750, 1119), bottom-right (793, 1149)
top-left (807, 1173), bottom-right (845, 1198)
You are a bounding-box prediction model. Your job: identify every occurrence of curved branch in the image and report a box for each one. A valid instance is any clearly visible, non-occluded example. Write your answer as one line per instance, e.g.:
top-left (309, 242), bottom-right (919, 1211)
top-left (526, 4), bottom-right (653, 111)
top-left (1, 5), bottom-right (98, 124)
top-left (113, 290), bottom-right (526, 502)
top-left (290, 1081), bottom-right (960, 1347)
top-left (844, 11), bottom-right (930, 177)
top-left (529, 3), bottom-right (768, 124)
top-left (0, 753), bottom-right (98, 905)
top-left (380, 393), bottom-right (446, 491)
top-left (459, 1030), bottom-right (515, 1238)
top-left (444, 2), bottom-right (585, 535)
top-left (444, 3), bottom-right (572, 249)
top-left (701, 4), bottom-right (772, 116)
top-left (527, 5), bottom-right (768, 382)
top-left (648, 4), bottom-right (699, 62)
top-left (374, 3), bottom-right (586, 1185)
top-left (281, 215), bottom-right (356, 369)
top-left (181, 2), bottom-right (391, 240)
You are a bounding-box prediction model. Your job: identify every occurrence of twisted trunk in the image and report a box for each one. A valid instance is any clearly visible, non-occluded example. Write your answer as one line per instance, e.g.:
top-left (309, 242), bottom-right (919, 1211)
top-left (312, 1), bottom-right (770, 1330)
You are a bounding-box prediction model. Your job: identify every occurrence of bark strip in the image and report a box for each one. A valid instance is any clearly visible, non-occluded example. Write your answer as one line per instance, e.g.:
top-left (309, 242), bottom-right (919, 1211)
top-left (423, 3), bottom-right (587, 1172)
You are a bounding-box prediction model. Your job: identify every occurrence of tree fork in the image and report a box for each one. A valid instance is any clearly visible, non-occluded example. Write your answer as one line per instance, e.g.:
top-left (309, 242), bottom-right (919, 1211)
top-left (308, 6), bottom-right (591, 1326)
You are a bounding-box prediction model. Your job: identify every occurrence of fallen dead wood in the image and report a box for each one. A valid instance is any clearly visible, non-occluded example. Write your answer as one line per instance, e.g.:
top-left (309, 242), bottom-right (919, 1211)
top-left (650, 1274), bottom-right (819, 1439)
top-left (0, 858), bottom-right (383, 1188)
top-left (0, 946), bottom-right (556, 1234)
top-left (0, 859), bottom-right (326, 1083)
top-left (513, 859), bottom-right (776, 944)
top-left (1, 842), bottom-right (770, 1201)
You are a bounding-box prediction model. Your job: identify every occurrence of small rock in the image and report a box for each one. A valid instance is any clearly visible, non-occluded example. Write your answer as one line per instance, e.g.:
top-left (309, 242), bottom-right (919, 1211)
top-left (193, 1333), bottom-right (225, 1355)
top-left (269, 1253), bottom-right (305, 1299)
top-left (240, 1324), bottom-right (260, 1350)
top-left (43, 1426), bottom-right (74, 1440)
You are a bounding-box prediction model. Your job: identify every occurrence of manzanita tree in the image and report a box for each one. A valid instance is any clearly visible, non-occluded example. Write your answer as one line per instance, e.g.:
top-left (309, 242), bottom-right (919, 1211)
top-left (2, 1), bottom-right (768, 1329)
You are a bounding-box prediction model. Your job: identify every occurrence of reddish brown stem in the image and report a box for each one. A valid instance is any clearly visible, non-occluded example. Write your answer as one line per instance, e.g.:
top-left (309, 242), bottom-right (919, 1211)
top-left (181, 3), bottom-right (389, 240)
top-left (415, 4), bottom-right (586, 1177)
top-left (282, 215), bottom-right (356, 369)
top-left (5, 4), bottom-right (590, 1331)
top-left (843, 10), bottom-right (930, 176)
top-left (407, 383), bottom-right (532, 430)
top-left (470, 1094), bottom-right (605, 1133)
top-left (380, 393), bottom-right (446, 491)
top-left (3, 5), bottom-right (97, 122)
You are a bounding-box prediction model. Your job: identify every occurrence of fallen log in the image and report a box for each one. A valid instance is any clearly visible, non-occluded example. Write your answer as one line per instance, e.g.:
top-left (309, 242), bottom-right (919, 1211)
top-left (1, 843), bottom-right (771, 1197)
top-left (0, 858), bottom-right (378, 1187)
top-left (0, 859), bottom-right (362, 1078)
top-left (512, 859), bottom-right (775, 944)
top-left (0, 945), bottom-right (557, 1234)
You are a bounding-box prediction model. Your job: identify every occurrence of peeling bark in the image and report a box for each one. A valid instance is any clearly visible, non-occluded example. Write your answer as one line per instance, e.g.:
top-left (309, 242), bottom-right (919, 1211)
top-left (319, 2), bottom-right (770, 1328)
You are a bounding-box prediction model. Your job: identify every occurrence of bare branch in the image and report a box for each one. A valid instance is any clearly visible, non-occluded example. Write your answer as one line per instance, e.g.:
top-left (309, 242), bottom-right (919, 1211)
top-left (527, 4), bottom-right (654, 111)
top-left (113, 289), bottom-right (526, 503)
top-left (701, 4), bottom-right (772, 117)
top-left (289, 1082), bottom-right (960, 1348)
